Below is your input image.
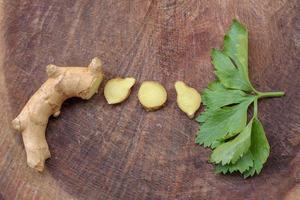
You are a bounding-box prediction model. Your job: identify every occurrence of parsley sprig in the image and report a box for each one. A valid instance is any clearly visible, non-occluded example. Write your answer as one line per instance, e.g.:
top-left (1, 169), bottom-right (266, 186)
top-left (196, 20), bottom-right (284, 178)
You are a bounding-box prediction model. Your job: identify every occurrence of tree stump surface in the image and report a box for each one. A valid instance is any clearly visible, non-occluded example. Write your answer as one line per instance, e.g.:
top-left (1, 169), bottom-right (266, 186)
top-left (0, 1), bottom-right (299, 200)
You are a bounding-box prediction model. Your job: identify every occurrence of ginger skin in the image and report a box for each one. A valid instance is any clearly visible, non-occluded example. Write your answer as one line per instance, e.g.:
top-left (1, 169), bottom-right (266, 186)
top-left (11, 58), bottom-right (104, 171)
top-left (175, 81), bottom-right (201, 118)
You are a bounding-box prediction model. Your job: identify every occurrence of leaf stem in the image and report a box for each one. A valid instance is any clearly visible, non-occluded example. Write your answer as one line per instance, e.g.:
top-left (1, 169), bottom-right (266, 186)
top-left (253, 98), bottom-right (258, 118)
top-left (257, 91), bottom-right (285, 99)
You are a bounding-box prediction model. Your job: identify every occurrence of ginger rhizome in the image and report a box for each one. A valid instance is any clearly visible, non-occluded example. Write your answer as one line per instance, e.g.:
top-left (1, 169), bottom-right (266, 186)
top-left (104, 77), bottom-right (135, 104)
top-left (175, 81), bottom-right (201, 118)
top-left (11, 58), bottom-right (104, 171)
top-left (138, 81), bottom-right (167, 111)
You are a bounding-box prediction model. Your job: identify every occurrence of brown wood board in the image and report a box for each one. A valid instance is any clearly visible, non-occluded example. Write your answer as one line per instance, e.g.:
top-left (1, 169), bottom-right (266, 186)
top-left (0, 0), bottom-right (299, 200)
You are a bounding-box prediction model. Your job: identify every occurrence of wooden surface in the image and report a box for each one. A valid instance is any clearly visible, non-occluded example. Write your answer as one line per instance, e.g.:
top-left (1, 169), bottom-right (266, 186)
top-left (0, 0), bottom-right (299, 200)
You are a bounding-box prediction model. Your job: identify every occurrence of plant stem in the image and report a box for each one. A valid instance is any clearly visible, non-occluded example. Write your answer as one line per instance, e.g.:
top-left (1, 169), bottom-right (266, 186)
top-left (257, 91), bottom-right (285, 99)
top-left (253, 98), bottom-right (258, 118)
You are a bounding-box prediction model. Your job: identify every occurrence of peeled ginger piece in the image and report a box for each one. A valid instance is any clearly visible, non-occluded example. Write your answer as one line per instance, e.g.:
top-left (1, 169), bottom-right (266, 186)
top-left (138, 81), bottom-right (167, 111)
top-left (175, 81), bottom-right (201, 118)
top-left (104, 77), bottom-right (136, 104)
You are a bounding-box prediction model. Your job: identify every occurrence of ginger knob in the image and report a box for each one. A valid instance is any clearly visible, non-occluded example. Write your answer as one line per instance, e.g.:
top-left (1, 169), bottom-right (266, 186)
top-left (12, 57), bottom-right (104, 171)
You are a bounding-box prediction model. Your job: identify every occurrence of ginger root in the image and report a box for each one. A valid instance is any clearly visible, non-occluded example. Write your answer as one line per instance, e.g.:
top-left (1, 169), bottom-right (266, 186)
top-left (175, 81), bottom-right (201, 118)
top-left (104, 77), bottom-right (135, 104)
top-left (11, 57), bottom-right (104, 171)
top-left (138, 81), bottom-right (167, 111)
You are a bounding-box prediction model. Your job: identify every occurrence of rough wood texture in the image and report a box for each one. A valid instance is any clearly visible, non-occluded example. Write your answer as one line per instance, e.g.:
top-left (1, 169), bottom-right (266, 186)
top-left (0, 0), bottom-right (299, 200)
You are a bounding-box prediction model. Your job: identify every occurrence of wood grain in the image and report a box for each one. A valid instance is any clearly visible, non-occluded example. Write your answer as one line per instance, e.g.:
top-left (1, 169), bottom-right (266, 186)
top-left (0, 0), bottom-right (299, 200)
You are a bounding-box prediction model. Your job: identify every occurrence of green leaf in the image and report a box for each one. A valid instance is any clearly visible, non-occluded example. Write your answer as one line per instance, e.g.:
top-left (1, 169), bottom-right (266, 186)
top-left (196, 19), bottom-right (284, 177)
top-left (196, 108), bottom-right (213, 123)
top-left (214, 118), bottom-right (269, 177)
top-left (212, 48), bottom-right (252, 92)
top-left (211, 140), bottom-right (224, 149)
top-left (210, 120), bottom-right (253, 165)
top-left (202, 86), bottom-right (254, 109)
top-left (196, 81), bottom-right (227, 122)
top-left (243, 118), bottom-right (270, 178)
top-left (196, 98), bottom-right (254, 147)
top-left (207, 81), bottom-right (226, 91)
top-left (215, 151), bottom-right (253, 174)
top-left (223, 20), bottom-right (249, 76)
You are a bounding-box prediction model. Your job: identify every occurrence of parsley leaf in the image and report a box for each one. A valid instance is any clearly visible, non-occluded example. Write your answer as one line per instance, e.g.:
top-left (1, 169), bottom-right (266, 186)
top-left (202, 82), bottom-right (254, 110)
top-left (196, 19), bottom-right (284, 178)
top-left (243, 118), bottom-right (270, 178)
top-left (212, 49), bottom-right (252, 92)
top-left (213, 117), bottom-right (270, 177)
top-left (223, 20), bottom-right (249, 74)
top-left (215, 151), bottom-right (254, 174)
top-left (196, 98), bottom-right (253, 148)
top-left (210, 119), bottom-right (253, 165)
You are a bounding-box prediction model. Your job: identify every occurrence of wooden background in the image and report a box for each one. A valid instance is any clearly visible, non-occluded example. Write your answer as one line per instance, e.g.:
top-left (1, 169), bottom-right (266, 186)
top-left (0, 0), bottom-right (299, 199)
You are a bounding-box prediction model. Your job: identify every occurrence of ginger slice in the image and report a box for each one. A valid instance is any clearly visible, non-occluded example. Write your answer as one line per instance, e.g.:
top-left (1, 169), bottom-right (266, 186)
top-left (175, 81), bottom-right (201, 118)
top-left (138, 81), bottom-right (167, 111)
top-left (104, 77), bottom-right (136, 104)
